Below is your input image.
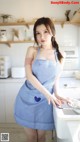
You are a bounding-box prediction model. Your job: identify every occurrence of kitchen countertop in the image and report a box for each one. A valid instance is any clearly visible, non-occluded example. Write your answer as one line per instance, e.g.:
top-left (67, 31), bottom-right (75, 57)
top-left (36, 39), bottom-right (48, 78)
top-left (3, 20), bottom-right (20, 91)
top-left (54, 107), bottom-right (80, 120)
top-left (0, 77), bottom-right (80, 84)
top-left (0, 77), bottom-right (26, 83)
top-left (59, 77), bottom-right (80, 88)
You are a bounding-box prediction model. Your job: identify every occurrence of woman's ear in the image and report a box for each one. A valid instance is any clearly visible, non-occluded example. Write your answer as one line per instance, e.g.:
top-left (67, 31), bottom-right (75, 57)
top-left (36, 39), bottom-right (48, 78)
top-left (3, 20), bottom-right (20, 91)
top-left (51, 36), bottom-right (55, 42)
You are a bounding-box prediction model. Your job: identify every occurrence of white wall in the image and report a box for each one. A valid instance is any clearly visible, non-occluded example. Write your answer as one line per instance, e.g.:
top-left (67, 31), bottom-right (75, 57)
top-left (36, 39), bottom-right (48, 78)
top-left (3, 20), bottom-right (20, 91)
top-left (0, 0), bottom-right (79, 67)
top-left (0, 0), bottom-right (79, 20)
top-left (79, 27), bottom-right (80, 69)
top-left (55, 24), bottom-right (78, 46)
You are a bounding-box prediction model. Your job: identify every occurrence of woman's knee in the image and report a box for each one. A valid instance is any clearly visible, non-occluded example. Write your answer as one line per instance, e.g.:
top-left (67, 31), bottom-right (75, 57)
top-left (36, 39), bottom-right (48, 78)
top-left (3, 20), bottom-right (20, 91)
top-left (37, 130), bottom-right (46, 142)
top-left (24, 127), bottom-right (37, 142)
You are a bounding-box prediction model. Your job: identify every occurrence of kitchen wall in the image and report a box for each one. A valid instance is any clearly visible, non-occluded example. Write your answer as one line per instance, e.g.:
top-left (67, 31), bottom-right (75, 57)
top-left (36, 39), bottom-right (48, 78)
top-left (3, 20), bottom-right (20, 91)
top-left (0, 0), bottom-right (79, 20)
top-left (79, 27), bottom-right (80, 69)
top-left (0, 0), bottom-right (80, 68)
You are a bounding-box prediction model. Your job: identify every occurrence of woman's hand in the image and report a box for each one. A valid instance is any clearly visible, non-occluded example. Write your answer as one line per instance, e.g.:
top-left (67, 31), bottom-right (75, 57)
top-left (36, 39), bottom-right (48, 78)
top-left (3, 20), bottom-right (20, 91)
top-left (47, 94), bottom-right (68, 107)
top-left (47, 94), bottom-right (62, 107)
top-left (56, 95), bottom-right (68, 104)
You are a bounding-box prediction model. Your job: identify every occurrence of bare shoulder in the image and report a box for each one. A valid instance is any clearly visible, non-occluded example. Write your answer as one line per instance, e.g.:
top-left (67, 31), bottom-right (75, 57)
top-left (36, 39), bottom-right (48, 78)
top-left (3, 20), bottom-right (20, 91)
top-left (27, 46), bottom-right (36, 53)
top-left (25, 46), bottom-right (38, 58)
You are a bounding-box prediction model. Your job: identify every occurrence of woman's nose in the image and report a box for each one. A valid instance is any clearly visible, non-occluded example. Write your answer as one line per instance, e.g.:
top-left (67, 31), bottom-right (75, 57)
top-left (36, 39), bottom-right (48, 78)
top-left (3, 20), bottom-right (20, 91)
top-left (40, 34), bottom-right (44, 39)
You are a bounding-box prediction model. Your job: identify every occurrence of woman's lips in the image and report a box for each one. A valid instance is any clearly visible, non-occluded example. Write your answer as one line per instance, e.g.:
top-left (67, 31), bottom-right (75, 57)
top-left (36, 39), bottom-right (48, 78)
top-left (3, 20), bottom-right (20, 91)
top-left (41, 40), bottom-right (45, 42)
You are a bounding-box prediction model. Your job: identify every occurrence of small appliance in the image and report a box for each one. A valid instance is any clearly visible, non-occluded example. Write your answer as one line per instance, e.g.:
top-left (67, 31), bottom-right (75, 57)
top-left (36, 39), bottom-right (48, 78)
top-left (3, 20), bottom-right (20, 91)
top-left (11, 67), bottom-right (25, 78)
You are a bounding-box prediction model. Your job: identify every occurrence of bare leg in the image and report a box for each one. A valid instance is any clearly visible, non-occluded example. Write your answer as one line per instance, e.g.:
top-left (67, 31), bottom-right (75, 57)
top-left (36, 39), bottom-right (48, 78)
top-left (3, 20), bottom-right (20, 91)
top-left (24, 127), bottom-right (37, 142)
top-left (37, 130), bottom-right (46, 142)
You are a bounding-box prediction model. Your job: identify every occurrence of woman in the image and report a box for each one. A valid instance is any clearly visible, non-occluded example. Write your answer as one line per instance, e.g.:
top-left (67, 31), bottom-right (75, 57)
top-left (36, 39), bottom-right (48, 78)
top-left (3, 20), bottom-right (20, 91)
top-left (14, 17), bottom-right (66, 142)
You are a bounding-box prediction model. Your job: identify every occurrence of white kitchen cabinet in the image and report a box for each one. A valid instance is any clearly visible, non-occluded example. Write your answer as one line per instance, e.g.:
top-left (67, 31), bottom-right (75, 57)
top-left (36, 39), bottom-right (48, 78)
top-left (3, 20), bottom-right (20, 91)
top-left (0, 78), bottom-right (25, 123)
top-left (0, 83), bottom-right (6, 123)
top-left (5, 82), bottom-right (23, 123)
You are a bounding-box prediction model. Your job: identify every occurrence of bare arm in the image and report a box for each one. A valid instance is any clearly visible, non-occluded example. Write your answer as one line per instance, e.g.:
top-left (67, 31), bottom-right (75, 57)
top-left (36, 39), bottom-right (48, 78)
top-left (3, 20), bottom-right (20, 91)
top-left (54, 58), bottom-right (64, 96)
top-left (53, 54), bottom-right (68, 104)
top-left (25, 46), bottom-right (57, 105)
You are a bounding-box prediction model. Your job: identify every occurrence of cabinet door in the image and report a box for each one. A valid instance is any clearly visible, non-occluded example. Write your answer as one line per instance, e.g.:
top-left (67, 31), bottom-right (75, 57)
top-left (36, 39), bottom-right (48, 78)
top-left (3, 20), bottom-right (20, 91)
top-left (0, 83), bottom-right (6, 123)
top-left (5, 82), bottom-right (23, 123)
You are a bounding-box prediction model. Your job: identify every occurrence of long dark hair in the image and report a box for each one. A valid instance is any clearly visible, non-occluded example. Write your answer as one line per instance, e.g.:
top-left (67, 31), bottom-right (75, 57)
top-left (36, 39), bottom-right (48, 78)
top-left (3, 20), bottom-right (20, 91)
top-left (33, 17), bottom-right (63, 62)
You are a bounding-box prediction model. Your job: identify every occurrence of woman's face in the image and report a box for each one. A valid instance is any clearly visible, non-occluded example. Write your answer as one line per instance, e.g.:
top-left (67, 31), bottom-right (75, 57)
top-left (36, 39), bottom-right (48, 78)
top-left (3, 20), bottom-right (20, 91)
top-left (35, 24), bottom-right (52, 47)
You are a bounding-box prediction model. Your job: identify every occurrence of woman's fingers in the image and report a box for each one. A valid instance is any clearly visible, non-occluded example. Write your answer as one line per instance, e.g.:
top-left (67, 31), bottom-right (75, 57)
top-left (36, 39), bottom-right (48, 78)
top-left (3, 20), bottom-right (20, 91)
top-left (51, 99), bottom-right (56, 107)
top-left (48, 95), bottom-right (62, 107)
top-left (55, 99), bottom-right (62, 106)
top-left (47, 95), bottom-right (69, 107)
top-left (47, 96), bottom-right (56, 106)
top-left (56, 95), bottom-right (68, 104)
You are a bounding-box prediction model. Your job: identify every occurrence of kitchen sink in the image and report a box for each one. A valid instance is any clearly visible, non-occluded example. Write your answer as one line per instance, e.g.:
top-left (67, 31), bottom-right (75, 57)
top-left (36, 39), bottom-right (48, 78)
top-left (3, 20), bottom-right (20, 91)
top-left (53, 107), bottom-right (80, 142)
top-left (62, 108), bottom-right (80, 115)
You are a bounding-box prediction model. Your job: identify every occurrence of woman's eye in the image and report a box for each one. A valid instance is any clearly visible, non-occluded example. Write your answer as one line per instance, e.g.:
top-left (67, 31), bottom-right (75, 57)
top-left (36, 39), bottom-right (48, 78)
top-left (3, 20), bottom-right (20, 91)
top-left (36, 32), bottom-right (40, 35)
top-left (44, 30), bottom-right (48, 33)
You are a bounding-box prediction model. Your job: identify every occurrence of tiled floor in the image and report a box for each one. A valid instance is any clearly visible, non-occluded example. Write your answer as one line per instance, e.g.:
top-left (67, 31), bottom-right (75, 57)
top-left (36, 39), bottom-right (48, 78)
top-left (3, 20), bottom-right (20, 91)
top-left (0, 124), bottom-right (57, 142)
